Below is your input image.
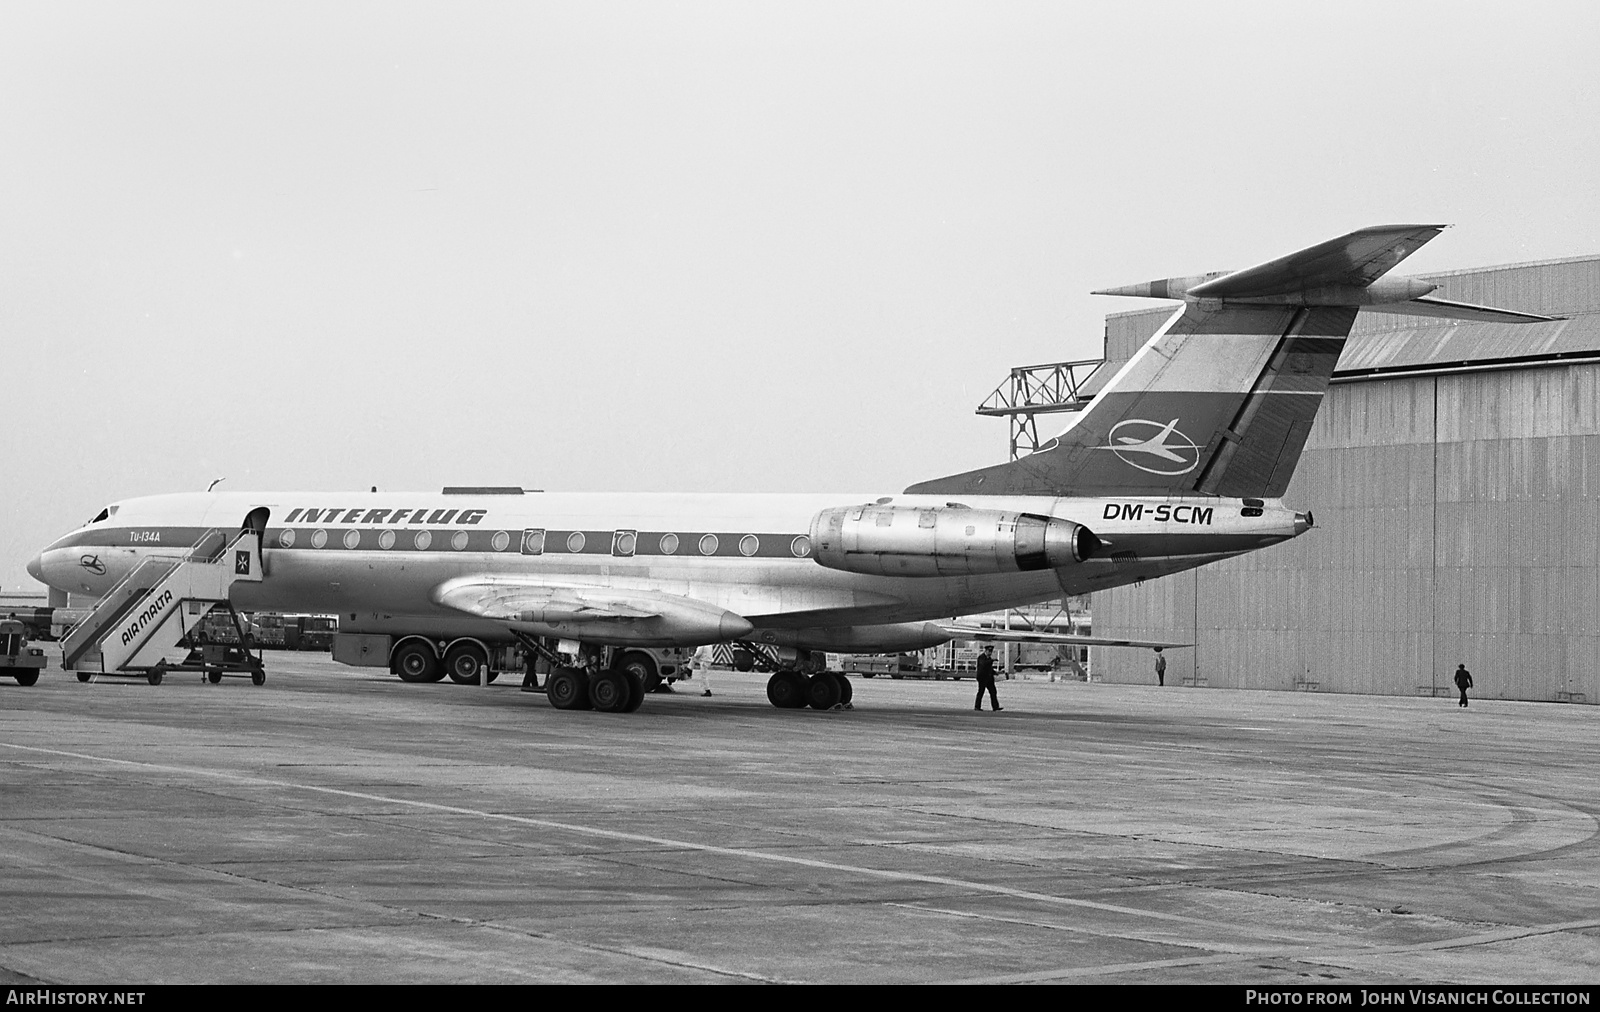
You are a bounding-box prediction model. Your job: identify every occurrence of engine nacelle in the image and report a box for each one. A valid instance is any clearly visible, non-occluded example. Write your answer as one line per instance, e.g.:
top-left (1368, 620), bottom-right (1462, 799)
top-left (809, 504), bottom-right (1100, 578)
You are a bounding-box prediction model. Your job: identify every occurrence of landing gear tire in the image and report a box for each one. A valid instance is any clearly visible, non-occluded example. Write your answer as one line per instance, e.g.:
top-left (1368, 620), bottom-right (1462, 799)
top-left (766, 669), bottom-right (809, 709)
top-left (733, 649), bottom-right (755, 672)
top-left (207, 670), bottom-right (223, 684)
top-left (546, 667), bottom-right (592, 710)
top-left (13, 669), bottom-right (38, 687)
top-left (251, 667), bottom-right (266, 686)
top-left (835, 673), bottom-right (853, 706)
top-left (487, 669), bottom-right (499, 684)
top-left (621, 670), bottom-right (645, 713)
top-left (806, 671), bottom-right (842, 710)
top-left (589, 669), bottom-right (630, 712)
top-left (76, 671), bottom-right (92, 683)
top-left (444, 642), bottom-right (488, 685)
top-left (616, 652), bottom-right (660, 694)
top-left (394, 642), bottom-right (440, 684)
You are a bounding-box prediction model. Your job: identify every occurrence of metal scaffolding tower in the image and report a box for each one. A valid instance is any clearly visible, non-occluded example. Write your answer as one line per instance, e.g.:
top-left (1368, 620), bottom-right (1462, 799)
top-left (974, 358), bottom-right (1104, 460)
top-left (969, 355), bottom-right (1106, 666)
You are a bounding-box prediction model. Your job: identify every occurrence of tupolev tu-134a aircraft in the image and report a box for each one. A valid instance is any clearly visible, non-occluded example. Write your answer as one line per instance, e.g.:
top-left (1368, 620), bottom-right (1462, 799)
top-left (29, 225), bottom-right (1554, 712)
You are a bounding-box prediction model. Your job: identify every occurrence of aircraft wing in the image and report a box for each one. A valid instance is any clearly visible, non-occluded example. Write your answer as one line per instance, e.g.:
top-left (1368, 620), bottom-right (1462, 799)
top-left (432, 575), bottom-right (754, 642)
top-left (940, 624), bottom-right (1190, 650)
top-left (1188, 224), bottom-right (1447, 298)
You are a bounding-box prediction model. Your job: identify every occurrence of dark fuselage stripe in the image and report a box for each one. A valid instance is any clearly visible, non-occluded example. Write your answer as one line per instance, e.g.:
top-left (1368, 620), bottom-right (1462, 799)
top-left (52, 526), bottom-right (817, 560)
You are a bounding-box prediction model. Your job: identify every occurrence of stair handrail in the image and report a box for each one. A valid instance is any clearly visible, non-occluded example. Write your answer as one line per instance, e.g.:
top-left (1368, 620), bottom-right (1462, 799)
top-left (58, 528), bottom-right (227, 643)
top-left (185, 527), bottom-right (230, 563)
top-left (58, 555), bottom-right (173, 641)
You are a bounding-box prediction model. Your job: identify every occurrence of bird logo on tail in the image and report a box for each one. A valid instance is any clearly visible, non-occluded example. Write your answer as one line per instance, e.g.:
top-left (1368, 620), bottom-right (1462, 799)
top-left (1100, 419), bottom-right (1201, 475)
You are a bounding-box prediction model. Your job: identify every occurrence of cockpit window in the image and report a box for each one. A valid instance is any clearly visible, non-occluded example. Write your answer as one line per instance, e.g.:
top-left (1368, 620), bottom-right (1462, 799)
top-left (87, 505), bottom-right (118, 524)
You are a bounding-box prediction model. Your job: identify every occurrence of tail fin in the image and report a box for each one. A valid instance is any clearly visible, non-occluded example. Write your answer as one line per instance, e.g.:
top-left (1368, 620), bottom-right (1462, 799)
top-left (907, 225), bottom-right (1554, 500)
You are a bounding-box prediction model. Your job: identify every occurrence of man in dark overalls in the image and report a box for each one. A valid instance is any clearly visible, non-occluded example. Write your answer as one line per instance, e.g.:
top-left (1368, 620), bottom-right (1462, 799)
top-left (1455, 664), bottom-right (1473, 707)
top-left (974, 645), bottom-right (1002, 711)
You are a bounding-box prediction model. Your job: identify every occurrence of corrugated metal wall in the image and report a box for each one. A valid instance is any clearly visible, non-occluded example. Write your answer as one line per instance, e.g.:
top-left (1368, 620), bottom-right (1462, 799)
top-left (1090, 256), bottom-right (1600, 703)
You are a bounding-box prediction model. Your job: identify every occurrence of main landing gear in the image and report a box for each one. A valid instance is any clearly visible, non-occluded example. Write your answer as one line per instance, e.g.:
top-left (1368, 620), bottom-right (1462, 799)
top-left (526, 640), bottom-right (852, 716)
top-left (741, 646), bottom-right (853, 712)
top-left (766, 669), bottom-right (853, 711)
top-left (544, 666), bottom-right (645, 714)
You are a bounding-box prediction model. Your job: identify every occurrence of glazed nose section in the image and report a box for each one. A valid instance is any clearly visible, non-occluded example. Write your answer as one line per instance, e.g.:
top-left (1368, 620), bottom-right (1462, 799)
top-left (26, 552), bottom-right (44, 582)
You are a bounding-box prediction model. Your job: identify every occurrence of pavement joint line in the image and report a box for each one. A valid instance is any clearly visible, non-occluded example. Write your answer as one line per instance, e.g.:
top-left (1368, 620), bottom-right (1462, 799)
top-left (887, 901), bottom-right (1258, 952)
top-left (0, 821), bottom-right (779, 984)
top-left (1340, 916), bottom-right (1600, 955)
top-left (955, 951), bottom-right (1262, 984)
top-left (949, 915), bottom-right (1600, 984)
top-left (0, 923), bottom-right (782, 986)
top-left (889, 805), bottom-right (1427, 869)
top-left (4, 741), bottom-right (1289, 934)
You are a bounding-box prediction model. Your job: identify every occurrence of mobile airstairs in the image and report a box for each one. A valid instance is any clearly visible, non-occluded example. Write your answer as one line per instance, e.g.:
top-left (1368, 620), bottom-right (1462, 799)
top-left (60, 528), bottom-right (266, 685)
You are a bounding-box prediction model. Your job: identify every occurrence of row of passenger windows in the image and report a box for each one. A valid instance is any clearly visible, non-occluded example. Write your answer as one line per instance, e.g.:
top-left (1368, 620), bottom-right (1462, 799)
top-left (276, 527), bottom-right (814, 558)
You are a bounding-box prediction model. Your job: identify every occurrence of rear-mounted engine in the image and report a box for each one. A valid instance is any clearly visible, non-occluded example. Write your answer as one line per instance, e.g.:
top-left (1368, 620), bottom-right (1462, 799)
top-left (809, 504), bottom-right (1101, 578)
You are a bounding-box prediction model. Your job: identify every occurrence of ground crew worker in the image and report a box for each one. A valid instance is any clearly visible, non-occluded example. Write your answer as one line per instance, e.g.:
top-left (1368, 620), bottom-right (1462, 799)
top-left (1455, 664), bottom-right (1473, 707)
top-left (1155, 648), bottom-right (1166, 686)
top-left (974, 645), bottom-right (1002, 711)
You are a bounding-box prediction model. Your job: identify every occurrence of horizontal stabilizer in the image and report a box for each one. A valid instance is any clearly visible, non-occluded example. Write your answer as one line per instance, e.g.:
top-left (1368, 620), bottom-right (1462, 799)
top-left (1365, 296), bottom-right (1563, 325)
top-left (909, 224), bottom-right (1522, 502)
top-left (1092, 224), bottom-right (1448, 304)
top-left (1188, 224), bottom-right (1447, 298)
top-left (940, 624), bottom-right (1190, 650)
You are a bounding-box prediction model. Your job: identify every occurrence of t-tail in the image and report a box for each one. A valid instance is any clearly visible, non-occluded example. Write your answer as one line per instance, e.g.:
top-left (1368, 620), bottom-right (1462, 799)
top-left (907, 224), bottom-right (1559, 499)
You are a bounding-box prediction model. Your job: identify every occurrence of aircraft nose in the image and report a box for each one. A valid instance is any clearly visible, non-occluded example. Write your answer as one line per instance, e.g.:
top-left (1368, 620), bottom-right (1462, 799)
top-left (26, 552), bottom-right (44, 582)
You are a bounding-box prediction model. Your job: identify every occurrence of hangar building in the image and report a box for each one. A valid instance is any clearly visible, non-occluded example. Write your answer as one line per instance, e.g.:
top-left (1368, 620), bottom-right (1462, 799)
top-left (1088, 253), bottom-right (1600, 704)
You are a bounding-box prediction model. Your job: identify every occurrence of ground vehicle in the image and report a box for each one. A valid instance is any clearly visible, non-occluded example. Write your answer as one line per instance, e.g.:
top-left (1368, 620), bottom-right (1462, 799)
top-left (250, 613), bottom-right (338, 650)
top-left (180, 609), bottom-right (246, 646)
top-left (837, 653), bottom-right (925, 678)
top-left (613, 646), bottom-right (693, 692)
top-left (332, 630), bottom-right (691, 691)
top-left (1, 618), bottom-right (48, 686)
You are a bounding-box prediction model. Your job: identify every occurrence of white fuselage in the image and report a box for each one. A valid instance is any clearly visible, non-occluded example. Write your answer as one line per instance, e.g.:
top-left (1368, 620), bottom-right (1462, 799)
top-left (32, 490), bottom-right (1303, 650)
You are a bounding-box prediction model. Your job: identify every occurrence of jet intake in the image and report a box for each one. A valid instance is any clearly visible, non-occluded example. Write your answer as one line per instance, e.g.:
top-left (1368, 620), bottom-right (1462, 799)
top-left (809, 505), bottom-right (1099, 578)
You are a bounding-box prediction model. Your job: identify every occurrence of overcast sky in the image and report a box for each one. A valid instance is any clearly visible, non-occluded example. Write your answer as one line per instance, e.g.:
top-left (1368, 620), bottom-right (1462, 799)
top-left (2, 1), bottom-right (1598, 590)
